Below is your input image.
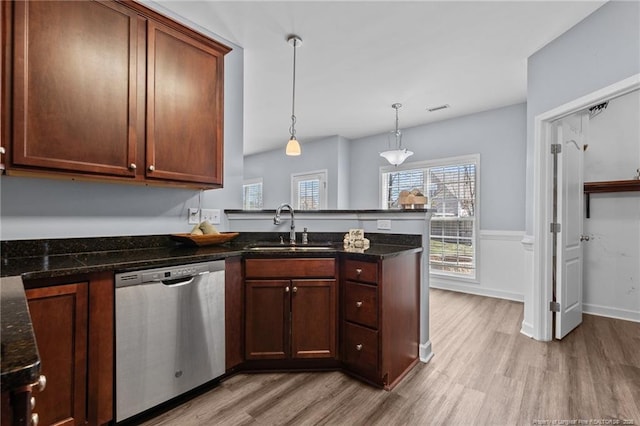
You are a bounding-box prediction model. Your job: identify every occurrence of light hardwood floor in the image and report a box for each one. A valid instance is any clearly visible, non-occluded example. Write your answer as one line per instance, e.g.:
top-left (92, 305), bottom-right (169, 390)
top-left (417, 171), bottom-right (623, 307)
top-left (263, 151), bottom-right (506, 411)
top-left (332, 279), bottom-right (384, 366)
top-left (142, 289), bottom-right (640, 425)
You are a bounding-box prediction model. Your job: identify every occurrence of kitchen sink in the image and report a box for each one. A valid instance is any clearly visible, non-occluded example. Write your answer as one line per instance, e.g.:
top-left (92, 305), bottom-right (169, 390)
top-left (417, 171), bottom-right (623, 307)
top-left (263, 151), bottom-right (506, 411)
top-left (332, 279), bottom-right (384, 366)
top-left (245, 244), bottom-right (335, 252)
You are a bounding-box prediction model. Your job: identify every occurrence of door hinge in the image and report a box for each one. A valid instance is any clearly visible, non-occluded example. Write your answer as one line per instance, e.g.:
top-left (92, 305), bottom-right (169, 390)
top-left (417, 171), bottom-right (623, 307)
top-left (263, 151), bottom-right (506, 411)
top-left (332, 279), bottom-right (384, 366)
top-left (550, 223), bottom-right (561, 233)
top-left (549, 301), bottom-right (560, 312)
top-left (551, 144), bottom-right (562, 154)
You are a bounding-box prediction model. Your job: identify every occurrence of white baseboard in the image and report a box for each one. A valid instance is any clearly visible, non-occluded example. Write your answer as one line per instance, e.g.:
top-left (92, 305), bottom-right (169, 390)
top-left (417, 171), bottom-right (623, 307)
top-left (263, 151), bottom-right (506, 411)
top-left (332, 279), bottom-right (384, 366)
top-left (419, 341), bottom-right (434, 363)
top-left (430, 280), bottom-right (524, 302)
top-left (583, 303), bottom-right (640, 323)
top-left (520, 320), bottom-right (535, 338)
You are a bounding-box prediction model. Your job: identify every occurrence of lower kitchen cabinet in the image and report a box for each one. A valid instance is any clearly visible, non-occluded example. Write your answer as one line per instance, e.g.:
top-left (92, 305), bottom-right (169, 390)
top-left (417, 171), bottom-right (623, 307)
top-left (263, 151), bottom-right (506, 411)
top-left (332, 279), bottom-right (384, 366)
top-left (23, 272), bottom-right (114, 426)
top-left (244, 258), bottom-right (337, 361)
top-left (341, 253), bottom-right (421, 390)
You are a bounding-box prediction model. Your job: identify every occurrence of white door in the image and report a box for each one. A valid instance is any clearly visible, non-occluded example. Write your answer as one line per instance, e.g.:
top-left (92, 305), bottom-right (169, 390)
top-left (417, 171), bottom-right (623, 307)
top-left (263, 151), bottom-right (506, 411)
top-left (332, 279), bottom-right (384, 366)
top-left (554, 113), bottom-right (587, 339)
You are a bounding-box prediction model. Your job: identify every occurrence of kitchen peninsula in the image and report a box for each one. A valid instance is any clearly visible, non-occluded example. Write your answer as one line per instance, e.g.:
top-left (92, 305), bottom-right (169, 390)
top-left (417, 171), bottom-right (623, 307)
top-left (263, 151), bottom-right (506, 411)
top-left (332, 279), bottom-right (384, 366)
top-left (1, 208), bottom-right (433, 424)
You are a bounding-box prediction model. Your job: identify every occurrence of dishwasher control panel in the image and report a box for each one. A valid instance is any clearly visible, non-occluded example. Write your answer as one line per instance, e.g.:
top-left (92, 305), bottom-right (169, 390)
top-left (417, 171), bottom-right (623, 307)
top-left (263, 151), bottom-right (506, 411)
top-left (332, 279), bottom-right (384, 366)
top-left (115, 261), bottom-right (223, 288)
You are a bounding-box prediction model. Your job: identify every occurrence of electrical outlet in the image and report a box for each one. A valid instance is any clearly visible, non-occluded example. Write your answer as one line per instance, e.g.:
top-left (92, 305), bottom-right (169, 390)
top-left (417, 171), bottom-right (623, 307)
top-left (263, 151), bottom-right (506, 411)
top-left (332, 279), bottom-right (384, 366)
top-left (201, 209), bottom-right (221, 224)
top-left (188, 208), bottom-right (200, 225)
top-left (377, 219), bottom-right (392, 230)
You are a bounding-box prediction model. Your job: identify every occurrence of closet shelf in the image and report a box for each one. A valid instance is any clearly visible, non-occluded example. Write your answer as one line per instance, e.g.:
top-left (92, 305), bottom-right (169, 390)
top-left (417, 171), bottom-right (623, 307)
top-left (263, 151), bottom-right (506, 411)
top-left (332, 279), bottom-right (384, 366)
top-left (584, 179), bottom-right (640, 218)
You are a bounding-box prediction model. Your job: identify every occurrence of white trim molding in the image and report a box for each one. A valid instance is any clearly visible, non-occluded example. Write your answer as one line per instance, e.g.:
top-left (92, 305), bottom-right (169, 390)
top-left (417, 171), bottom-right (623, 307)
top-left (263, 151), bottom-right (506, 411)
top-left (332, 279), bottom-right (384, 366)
top-left (431, 229), bottom-right (526, 302)
top-left (420, 341), bottom-right (434, 363)
top-left (583, 304), bottom-right (640, 323)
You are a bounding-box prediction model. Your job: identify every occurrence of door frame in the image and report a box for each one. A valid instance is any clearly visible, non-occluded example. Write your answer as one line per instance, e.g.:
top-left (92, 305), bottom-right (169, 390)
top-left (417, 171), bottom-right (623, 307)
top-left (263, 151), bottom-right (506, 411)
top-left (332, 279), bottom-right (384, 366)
top-left (532, 73), bottom-right (640, 341)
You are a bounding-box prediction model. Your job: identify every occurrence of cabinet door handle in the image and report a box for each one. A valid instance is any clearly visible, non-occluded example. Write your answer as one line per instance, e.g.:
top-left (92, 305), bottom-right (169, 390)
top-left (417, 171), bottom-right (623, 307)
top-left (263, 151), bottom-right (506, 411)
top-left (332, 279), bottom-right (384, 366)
top-left (30, 397), bottom-right (36, 410)
top-left (355, 344), bottom-right (363, 351)
top-left (0, 146), bottom-right (5, 154)
top-left (292, 286), bottom-right (297, 293)
top-left (31, 413), bottom-right (39, 426)
top-left (355, 268), bottom-right (362, 276)
top-left (148, 165), bottom-right (155, 172)
top-left (128, 163), bottom-right (137, 170)
top-left (356, 301), bottom-right (363, 308)
top-left (285, 286), bottom-right (290, 293)
top-left (35, 375), bottom-right (46, 392)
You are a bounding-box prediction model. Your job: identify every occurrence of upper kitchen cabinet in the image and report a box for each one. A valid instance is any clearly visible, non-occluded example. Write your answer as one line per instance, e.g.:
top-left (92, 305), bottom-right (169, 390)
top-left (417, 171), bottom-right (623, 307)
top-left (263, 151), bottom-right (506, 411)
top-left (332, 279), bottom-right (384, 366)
top-left (146, 20), bottom-right (226, 185)
top-left (2, 0), bottom-right (231, 188)
top-left (9, 0), bottom-right (139, 179)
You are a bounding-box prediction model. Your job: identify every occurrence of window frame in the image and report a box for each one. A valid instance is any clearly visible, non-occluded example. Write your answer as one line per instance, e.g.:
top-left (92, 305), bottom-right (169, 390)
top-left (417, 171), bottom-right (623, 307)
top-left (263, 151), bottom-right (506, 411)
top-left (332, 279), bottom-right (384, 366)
top-left (380, 154), bottom-right (480, 281)
top-left (242, 177), bottom-right (264, 210)
top-left (290, 169), bottom-right (328, 210)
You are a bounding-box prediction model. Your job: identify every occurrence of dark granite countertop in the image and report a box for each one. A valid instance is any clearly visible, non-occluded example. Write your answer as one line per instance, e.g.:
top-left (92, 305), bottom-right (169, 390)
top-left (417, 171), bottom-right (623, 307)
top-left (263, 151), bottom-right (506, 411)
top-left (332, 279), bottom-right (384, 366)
top-left (1, 232), bottom-right (422, 280)
top-left (1, 276), bottom-right (41, 392)
top-left (225, 209), bottom-right (431, 214)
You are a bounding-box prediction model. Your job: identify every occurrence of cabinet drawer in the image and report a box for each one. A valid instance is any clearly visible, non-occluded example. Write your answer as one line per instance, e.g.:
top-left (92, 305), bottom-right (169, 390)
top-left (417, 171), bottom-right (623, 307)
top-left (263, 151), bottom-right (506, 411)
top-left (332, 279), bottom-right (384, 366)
top-left (344, 281), bottom-right (378, 329)
top-left (245, 258), bottom-right (335, 278)
top-left (343, 321), bottom-right (378, 374)
top-left (343, 259), bottom-right (378, 284)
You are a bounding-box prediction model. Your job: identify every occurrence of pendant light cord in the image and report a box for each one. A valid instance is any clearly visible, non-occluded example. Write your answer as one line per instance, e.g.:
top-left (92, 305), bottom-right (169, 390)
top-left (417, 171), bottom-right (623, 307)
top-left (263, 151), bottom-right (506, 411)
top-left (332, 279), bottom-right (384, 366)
top-left (290, 39), bottom-right (298, 138)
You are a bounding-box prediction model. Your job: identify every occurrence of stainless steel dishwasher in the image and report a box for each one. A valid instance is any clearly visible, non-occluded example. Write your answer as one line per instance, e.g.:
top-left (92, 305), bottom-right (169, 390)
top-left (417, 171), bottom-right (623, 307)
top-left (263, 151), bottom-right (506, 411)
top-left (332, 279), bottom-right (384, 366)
top-left (115, 260), bottom-right (225, 423)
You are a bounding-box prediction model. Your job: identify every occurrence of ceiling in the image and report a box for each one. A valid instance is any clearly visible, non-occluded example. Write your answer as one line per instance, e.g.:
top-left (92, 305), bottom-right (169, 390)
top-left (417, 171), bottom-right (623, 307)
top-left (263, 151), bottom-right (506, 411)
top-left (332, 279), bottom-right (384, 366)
top-left (150, 1), bottom-right (606, 155)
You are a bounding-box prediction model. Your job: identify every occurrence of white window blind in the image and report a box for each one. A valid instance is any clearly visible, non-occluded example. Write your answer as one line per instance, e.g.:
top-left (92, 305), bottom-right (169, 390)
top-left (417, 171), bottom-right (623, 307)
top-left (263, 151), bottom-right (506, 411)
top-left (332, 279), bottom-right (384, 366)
top-left (291, 170), bottom-right (327, 210)
top-left (381, 155), bottom-right (478, 278)
top-left (242, 179), bottom-right (263, 210)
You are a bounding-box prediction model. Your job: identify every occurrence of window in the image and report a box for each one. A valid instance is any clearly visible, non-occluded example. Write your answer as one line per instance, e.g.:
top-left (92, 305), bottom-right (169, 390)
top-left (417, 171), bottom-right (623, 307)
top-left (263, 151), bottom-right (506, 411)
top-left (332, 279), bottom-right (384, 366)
top-left (242, 178), bottom-right (263, 210)
top-left (381, 155), bottom-right (479, 279)
top-left (291, 170), bottom-right (327, 210)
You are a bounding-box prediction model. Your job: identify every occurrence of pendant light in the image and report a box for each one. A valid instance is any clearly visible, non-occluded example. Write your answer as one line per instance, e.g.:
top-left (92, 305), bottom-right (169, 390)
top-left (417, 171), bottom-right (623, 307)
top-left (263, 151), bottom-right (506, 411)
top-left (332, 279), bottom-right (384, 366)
top-left (285, 35), bottom-right (302, 156)
top-left (380, 103), bottom-right (413, 166)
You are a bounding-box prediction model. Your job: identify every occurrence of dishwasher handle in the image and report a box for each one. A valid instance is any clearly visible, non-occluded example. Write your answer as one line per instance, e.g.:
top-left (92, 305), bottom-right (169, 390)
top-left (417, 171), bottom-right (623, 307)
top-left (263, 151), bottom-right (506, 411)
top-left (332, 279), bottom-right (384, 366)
top-left (161, 271), bottom-right (209, 287)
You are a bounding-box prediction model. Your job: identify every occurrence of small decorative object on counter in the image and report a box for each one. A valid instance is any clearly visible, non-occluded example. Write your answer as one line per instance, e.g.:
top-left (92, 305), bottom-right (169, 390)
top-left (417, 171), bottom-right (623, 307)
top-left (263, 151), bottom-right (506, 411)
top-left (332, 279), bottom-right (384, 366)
top-left (635, 168), bottom-right (640, 180)
top-left (343, 228), bottom-right (370, 252)
top-left (302, 227), bottom-right (309, 244)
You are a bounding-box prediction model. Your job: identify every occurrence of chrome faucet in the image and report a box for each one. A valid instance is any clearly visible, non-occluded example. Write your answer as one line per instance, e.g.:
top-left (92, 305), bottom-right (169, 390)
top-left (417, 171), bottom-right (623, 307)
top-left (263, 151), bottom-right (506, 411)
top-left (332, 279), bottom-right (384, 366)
top-left (274, 203), bottom-right (296, 244)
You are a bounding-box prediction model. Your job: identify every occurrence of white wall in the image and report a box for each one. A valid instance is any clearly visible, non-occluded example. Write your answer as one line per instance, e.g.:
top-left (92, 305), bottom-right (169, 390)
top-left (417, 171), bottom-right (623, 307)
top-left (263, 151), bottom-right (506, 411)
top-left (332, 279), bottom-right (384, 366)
top-left (583, 90), bottom-right (640, 321)
top-left (348, 103), bottom-right (527, 231)
top-left (0, 7), bottom-right (244, 241)
top-left (243, 135), bottom-right (349, 210)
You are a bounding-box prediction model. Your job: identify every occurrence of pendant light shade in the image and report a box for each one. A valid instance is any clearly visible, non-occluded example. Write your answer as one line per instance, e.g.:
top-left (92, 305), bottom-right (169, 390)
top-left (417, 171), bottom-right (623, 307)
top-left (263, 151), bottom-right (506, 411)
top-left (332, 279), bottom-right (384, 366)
top-left (380, 103), bottom-right (413, 166)
top-left (286, 137), bottom-right (301, 156)
top-left (286, 35), bottom-right (303, 156)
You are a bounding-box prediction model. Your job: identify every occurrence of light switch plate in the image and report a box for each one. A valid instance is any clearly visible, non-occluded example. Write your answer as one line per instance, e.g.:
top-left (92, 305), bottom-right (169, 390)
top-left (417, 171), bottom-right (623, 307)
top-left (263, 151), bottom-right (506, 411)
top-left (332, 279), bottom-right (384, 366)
top-left (201, 209), bottom-right (221, 224)
top-left (188, 208), bottom-right (200, 225)
top-left (377, 219), bottom-right (392, 230)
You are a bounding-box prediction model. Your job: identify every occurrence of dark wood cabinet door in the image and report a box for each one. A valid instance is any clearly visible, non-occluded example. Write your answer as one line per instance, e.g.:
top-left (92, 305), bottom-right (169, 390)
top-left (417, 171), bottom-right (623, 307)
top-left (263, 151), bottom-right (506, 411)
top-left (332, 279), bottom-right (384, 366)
top-left (146, 20), bottom-right (225, 186)
top-left (26, 283), bottom-right (88, 426)
top-left (11, 1), bottom-right (138, 177)
top-left (291, 279), bottom-right (337, 359)
top-left (245, 280), bottom-right (290, 360)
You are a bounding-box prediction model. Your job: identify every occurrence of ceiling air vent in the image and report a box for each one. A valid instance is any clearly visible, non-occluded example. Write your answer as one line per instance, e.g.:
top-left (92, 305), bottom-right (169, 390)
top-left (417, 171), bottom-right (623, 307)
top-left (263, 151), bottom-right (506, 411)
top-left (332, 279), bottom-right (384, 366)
top-left (427, 104), bottom-right (450, 112)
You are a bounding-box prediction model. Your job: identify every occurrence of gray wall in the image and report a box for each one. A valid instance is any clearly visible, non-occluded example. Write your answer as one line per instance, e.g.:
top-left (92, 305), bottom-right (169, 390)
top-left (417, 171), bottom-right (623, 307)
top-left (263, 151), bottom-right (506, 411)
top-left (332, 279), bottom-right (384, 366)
top-left (525, 0), bottom-right (640, 234)
top-left (244, 135), bottom-right (349, 210)
top-left (348, 103), bottom-right (527, 231)
top-left (0, 11), bottom-right (244, 241)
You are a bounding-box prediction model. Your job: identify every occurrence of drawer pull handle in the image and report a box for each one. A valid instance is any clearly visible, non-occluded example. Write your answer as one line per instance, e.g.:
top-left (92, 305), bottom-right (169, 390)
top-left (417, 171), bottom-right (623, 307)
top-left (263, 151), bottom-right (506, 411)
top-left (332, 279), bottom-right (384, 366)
top-left (356, 344), bottom-right (363, 351)
top-left (31, 413), bottom-right (39, 426)
top-left (355, 268), bottom-right (362, 276)
top-left (292, 286), bottom-right (298, 293)
top-left (285, 286), bottom-right (290, 292)
top-left (148, 164), bottom-right (155, 172)
top-left (128, 163), bottom-right (137, 170)
top-left (30, 396), bottom-right (36, 410)
top-left (356, 301), bottom-right (363, 308)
